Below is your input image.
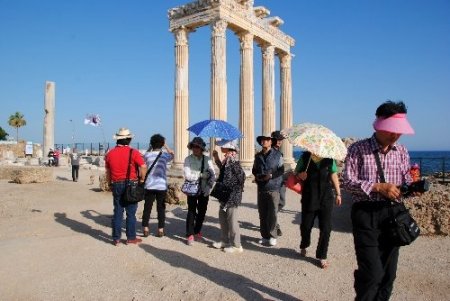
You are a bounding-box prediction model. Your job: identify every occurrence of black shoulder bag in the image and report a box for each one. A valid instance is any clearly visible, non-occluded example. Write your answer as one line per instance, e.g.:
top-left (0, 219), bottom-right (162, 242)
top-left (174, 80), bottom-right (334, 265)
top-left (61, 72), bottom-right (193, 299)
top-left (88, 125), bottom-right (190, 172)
top-left (374, 151), bottom-right (420, 246)
top-left (122, 150), bottom-right (162, 204)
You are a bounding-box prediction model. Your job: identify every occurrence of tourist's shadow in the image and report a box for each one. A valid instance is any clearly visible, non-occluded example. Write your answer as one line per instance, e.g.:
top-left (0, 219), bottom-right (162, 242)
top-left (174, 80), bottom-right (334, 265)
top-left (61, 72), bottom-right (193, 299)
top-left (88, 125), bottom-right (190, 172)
top-left (54, 212), bottom-right (111, 244)
top-left (165, 207), bottom-right (221, 244)
top-left (169, 208), bottom-right (303, 260)
top-left (81, 209), bottom-right (111, 227)
top-left (56, 176), bottom-right (71, 181)
top-left (291, 197), bottom-right (352, 234)
top-left (330, 191), bottom-right (353, 233)
top-left (140, 244), bottom-right (302, 301)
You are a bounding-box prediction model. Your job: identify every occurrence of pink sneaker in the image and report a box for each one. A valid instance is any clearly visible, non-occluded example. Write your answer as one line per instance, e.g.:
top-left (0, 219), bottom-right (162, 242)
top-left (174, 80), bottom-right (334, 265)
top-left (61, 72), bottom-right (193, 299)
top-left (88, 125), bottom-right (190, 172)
top-left (187, 235), bottom-right (194, 246)
top-left (195, 232), bottom-right (203, 241)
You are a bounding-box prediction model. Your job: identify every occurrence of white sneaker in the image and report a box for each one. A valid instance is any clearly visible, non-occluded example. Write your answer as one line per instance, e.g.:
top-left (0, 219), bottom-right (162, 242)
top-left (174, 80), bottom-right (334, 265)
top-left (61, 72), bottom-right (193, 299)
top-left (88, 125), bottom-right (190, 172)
top-left (269, 237), bottom-right (277, 246)
top-left (223, 246), bottom-right (244, 253)
top-left (212, 241), bottom-right (227, 249)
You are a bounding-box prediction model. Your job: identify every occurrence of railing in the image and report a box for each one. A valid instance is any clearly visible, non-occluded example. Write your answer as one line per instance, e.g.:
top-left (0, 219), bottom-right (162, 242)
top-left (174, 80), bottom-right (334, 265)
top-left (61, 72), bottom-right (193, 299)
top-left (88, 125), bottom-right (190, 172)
top-left (54, 142), bottom-right (147, 156)
top-left (410, 157), bottom-right (449, 184)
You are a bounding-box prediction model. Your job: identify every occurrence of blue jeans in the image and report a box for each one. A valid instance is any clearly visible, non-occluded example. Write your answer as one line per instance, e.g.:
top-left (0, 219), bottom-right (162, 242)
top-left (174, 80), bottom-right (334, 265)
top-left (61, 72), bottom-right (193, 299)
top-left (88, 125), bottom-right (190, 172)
top-left (111, 182), bottom-right (138, 240)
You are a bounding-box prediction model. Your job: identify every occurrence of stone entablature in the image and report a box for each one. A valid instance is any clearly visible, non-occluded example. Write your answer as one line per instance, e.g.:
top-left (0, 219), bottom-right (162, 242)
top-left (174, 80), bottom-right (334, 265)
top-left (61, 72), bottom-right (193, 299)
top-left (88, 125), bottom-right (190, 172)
top-left (168, 0), bottom-right (295, 54)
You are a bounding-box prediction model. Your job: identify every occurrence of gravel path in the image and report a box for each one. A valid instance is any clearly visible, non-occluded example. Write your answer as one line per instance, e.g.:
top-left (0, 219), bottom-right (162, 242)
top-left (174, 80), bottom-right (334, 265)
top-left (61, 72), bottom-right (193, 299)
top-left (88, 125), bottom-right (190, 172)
top-left (0, 168), bottom-right (449, 300)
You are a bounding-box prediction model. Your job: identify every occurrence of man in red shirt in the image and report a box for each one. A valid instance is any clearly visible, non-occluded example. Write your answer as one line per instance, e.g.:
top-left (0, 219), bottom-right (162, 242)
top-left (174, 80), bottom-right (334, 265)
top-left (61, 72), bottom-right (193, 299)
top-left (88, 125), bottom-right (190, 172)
top-left (105, 128), bottom-right (147, 246)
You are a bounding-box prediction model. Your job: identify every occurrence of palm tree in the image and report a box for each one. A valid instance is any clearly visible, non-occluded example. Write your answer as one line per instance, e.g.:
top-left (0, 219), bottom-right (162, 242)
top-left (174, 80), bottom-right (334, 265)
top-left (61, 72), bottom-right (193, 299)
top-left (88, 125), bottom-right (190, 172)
top-left (8, 112), bottom-right (27, 142)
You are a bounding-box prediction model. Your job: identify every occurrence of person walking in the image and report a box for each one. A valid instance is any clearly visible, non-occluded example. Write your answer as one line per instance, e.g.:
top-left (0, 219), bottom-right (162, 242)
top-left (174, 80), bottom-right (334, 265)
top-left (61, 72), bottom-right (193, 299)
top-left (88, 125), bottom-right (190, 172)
top-left (294, 151), bottom-right (342, 269)
top-left (211, 139), bottom-right (246, 253)
top-left (252, 133), bottom-right (285, 246)
top-left (342, 101), bottom-right (416, 300)
top-left (183, 137), bottom-right (216, 246)
top-left (105, 128), bottom-right (147, 246)
top-left (69, 148), bottom-right (81, 182)
top-left (141, 134), bottom-right (174, 238)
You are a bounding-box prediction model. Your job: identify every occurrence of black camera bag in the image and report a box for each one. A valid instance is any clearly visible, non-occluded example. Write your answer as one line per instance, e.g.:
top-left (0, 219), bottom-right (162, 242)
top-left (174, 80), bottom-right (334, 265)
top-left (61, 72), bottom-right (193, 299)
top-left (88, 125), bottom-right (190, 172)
top-left (385, 205), bottom-right (420, 246)
top-left (374, 151), bottom-right (421, 247)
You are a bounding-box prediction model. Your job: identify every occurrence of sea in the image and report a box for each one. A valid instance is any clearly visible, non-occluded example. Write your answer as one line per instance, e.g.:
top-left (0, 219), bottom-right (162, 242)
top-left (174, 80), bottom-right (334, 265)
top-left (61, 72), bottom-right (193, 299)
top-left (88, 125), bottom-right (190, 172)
top-left (293, 150), bottom-right (450, 176)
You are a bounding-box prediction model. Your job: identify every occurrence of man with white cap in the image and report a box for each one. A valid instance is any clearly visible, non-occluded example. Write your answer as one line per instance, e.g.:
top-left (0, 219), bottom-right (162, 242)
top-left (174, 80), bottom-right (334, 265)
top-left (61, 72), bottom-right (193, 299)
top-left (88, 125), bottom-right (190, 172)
top-left (105, 128), bottom-right (147, 246)
top-left (342, 101), bottom-right (415, 300)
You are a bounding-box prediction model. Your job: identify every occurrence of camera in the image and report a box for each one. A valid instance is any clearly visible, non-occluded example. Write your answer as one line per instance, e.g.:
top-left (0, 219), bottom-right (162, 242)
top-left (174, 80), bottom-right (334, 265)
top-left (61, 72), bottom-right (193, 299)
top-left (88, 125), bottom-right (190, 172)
top-left (400, 179), bottom-right (430, 197)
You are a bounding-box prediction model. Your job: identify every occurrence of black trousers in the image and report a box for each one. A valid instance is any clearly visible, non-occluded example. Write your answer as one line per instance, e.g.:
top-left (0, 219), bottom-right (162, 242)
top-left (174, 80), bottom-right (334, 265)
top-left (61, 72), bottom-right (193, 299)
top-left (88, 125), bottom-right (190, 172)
top-left (351, 201), bottom-right (402, 301)
top-left (300, 206), bottom-right (332, 259)
top-left (71, 165), bottom-right (79, 181)
top-left (186, 194), bottom-right (209, 236)
top-left (142, 189), bottom-right (167, 229)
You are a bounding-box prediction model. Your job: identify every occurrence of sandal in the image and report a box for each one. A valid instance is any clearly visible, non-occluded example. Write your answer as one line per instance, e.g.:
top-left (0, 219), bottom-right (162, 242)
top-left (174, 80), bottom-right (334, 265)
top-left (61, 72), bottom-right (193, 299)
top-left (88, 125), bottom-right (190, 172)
top-left (320, 259), bottom-right (329, 269)
top-left (156, 229), bottom-right (164, 238)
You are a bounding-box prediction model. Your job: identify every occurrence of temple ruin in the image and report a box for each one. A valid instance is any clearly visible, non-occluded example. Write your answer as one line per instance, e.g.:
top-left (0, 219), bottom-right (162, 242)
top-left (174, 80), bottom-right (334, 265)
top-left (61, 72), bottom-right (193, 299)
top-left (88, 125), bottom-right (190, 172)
top-left (168, 0), bottom-right (295, 169)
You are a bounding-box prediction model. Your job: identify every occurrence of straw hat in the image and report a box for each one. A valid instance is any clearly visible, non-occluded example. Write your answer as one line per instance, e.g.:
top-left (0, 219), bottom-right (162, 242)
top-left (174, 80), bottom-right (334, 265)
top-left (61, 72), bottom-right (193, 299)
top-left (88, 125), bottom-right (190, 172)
top-left (113, 128), bottom-right (134, 140)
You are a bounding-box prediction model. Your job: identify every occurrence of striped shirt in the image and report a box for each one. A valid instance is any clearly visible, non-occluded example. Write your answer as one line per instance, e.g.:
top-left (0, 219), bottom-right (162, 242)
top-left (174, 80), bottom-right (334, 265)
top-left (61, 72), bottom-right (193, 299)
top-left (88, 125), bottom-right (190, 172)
top-left (143, 150), bottom-right (174, 190)
top-left (342, 135), bottom-right (412, 202)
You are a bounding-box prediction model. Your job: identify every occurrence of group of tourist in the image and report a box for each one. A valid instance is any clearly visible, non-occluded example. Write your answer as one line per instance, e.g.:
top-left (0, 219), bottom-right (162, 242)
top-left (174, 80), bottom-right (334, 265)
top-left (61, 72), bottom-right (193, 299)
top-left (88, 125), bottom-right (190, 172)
top-left (104, 100), bottom-right (419, 300)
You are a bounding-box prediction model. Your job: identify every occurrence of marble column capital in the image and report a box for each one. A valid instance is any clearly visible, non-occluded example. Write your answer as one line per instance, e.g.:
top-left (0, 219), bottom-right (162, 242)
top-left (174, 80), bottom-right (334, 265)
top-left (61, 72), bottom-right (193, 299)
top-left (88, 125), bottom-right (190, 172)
top-left (211, 19), bottom-right (228, 37)
top-left (280, 53), bottom-right (292, 68)
top-left (238, 32), bottom-right (254, 50)
top-left (173, 27), bottom-right (189, 46)
top-left (261, 44), bottom-right (275, 60)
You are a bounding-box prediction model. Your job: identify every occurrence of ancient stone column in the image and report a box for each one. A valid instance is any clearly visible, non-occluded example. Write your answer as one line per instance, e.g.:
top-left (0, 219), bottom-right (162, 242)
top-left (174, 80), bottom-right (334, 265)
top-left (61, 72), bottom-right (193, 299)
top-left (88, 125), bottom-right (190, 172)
top-left (210, 20), bottom-right (228, 120)
top-left (279, 53), bottom-right (295, 167)
top-left (172, 27), bottom-right (190, 169)
top-left (238, 32), bottom-right (254, 169)
top-left (210, 20), bottom-right (228, 151)
top-left (261, 44), bottom-right (276, 135)
top-left (43, 81), bottom-right (55, 160)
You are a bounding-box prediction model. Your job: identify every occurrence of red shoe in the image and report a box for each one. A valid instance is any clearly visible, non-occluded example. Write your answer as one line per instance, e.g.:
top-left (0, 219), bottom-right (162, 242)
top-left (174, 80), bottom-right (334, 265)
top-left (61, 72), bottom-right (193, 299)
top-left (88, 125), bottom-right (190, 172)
top-left (195, 232), bottom-right (203, 241)
top-left (112, 240), bottom-right (121, 246)
top-left (126, 238), bottom-right (142, 245)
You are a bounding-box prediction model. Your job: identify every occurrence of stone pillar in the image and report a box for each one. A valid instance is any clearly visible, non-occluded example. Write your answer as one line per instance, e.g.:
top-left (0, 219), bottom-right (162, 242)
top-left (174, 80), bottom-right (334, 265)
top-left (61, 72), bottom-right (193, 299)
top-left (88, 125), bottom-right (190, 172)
top-left (238, 32), bottom-right (254, 169)
top-left (279, 53), bottom-right (295, 167)
top-left (210, 20), bottom-right (228, 151)
top-left (172, 27), bottom-right (190, 169)
top-left (43, 81), bottom-right (55, 159)
top-left (261, 44), bottom-right (276, 135)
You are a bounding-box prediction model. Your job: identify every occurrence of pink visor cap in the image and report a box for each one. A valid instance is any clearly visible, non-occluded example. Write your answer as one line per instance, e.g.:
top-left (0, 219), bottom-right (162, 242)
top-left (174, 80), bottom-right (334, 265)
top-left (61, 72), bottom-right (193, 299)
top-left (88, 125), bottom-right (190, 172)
top-left (373, 113), bottom-right (415, 135)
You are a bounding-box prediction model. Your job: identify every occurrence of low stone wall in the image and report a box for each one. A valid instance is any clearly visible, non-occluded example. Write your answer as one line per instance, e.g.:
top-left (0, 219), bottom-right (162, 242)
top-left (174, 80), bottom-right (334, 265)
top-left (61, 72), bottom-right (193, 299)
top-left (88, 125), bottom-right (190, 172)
top-left (98, 173), bottom-right (186, 205)
top-left (0, 141), bottom-right (42, 159)
top-left (0, 166), bottom-right (53, 184)
top-left (408, 183), bottom-right (450, 236)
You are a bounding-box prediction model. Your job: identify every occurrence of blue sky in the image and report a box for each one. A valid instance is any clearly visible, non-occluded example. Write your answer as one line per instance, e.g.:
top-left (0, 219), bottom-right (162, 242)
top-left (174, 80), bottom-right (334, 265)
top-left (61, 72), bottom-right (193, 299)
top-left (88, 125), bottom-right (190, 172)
top-left (1, 0), bottom-right (449, 151)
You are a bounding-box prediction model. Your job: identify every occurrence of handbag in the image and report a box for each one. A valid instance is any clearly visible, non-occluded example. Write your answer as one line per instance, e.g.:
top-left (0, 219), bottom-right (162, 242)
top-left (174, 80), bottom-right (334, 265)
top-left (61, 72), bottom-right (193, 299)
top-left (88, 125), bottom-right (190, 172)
top-left (385, 204), bottom-right (421, 246)
top-left (122, 150), bottom-right (162, 204)
top-left (181, 155), bottom-right (204, 196)
top-left (374, 151), bottom-right (420, 246)
top-left (210, 182), bottom-right (231, 201)
top-left (285, 173), bottom-right (303, 194)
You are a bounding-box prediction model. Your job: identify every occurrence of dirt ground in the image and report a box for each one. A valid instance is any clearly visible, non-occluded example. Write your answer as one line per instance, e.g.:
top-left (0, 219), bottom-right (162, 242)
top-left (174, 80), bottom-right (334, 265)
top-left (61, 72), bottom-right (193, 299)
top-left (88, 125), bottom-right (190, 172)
top-left (0, 167), bottom-right (449, 301)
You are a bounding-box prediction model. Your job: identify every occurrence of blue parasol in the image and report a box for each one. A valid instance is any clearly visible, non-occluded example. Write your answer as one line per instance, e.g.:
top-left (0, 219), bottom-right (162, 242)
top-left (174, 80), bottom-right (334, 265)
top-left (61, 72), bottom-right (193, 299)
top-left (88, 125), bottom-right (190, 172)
top-left (187, 119), bottom-right (243, 140)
